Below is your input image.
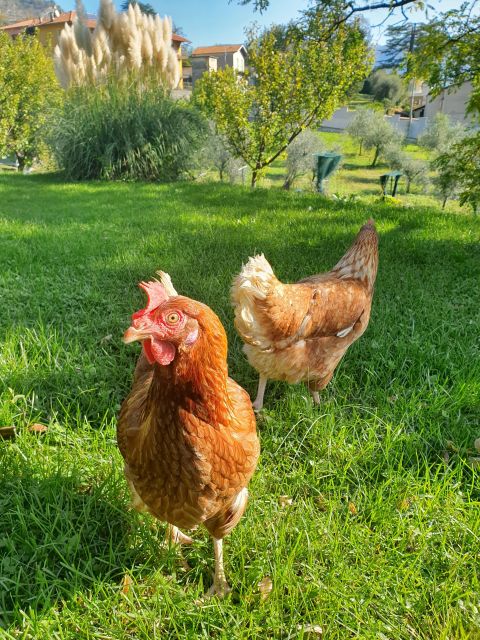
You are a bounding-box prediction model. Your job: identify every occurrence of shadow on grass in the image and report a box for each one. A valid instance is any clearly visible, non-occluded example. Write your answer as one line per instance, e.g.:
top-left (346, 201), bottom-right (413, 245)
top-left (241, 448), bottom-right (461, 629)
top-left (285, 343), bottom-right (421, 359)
top-left (0, 463), bottom-right (160, 628)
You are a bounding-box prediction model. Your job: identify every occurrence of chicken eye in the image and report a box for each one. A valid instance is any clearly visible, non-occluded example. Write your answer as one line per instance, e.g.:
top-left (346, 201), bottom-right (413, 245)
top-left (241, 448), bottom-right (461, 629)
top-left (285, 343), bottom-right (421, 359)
top-left (165, 311), bottom-right (180, 325)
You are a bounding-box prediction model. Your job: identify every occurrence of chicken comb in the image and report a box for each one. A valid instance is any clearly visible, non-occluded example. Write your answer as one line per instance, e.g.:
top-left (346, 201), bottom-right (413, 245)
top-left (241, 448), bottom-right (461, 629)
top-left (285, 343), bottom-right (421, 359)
top-left (132, 280), bottom-right (169, 319)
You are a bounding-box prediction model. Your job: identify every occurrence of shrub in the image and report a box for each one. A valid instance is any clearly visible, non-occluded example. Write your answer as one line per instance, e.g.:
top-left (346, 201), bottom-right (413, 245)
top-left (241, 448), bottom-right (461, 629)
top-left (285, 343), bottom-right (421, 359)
top-left (363, 69), bottom-right (407, 109)
top-left (50, 79), bottom-right (206, 181)
top-left (283, 129), bottom-right (324, 190)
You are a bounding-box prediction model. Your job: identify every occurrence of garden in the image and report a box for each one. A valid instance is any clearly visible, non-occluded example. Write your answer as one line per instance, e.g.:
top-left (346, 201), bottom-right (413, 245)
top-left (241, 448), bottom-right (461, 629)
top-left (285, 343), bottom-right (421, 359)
top-left (0, 0), bottom-right (479, 638)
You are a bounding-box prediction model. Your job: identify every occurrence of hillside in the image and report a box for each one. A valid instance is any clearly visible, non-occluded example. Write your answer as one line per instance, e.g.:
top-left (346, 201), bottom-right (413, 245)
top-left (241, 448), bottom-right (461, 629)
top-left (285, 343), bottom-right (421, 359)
top-left (0, 0), bottom-right (61, 24)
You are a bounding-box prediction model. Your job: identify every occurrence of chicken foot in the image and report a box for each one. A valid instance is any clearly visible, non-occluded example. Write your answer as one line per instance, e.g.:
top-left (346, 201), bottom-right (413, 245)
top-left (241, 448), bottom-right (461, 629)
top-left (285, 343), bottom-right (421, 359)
top-left (311, 391), bottom-right (320, 405)
top-left (252, 376), bottom-right (268, 412)
top-left (206, 538), bottom-right (231, 597)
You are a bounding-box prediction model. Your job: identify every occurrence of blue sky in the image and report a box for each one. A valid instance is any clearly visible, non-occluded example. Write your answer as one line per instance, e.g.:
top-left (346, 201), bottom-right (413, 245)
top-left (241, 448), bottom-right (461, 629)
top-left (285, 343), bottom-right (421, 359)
top-left (68, 0), bottom-right (463, 49)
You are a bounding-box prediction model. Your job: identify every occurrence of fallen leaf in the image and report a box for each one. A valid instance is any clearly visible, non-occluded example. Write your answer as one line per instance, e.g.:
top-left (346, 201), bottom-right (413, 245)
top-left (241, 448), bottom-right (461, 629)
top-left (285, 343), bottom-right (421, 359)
top-left (121, 574), bottom-right (133, 595)
top-left (278, 495), bottom-right (293, 508)
top-left (446, 440), bottom-right (459, 452)
top-left (315, 494), bottom-right (327, 511)
top-left (29, 423), bottom-right (48, 434)
top-left (258, 576), bottom-right (273, 600)
top-left (297, 624), bottom-right (323, 637)
top-left (0, 426), bottom-right (16, 440)
top-left (388, 395), bottom-right (398, 403)
top-left (474, 438), bottom-right (480, 453)
top-left (348, 501), bottom-right (358, 515)
top-left (101, 334), bottom-right (113, 344)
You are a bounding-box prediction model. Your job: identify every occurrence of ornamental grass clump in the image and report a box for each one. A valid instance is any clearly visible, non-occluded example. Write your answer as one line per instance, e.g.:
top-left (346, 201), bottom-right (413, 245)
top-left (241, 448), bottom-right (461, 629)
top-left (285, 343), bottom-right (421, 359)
top-left (50, 0), bottom-right (206, 182)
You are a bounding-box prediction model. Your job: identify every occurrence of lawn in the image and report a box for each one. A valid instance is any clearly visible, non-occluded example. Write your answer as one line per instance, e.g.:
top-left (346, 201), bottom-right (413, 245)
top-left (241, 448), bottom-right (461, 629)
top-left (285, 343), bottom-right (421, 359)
top-left (0, 173), bottom-right (479, 639)
top-left (262, 131), bottom-right (461, 214)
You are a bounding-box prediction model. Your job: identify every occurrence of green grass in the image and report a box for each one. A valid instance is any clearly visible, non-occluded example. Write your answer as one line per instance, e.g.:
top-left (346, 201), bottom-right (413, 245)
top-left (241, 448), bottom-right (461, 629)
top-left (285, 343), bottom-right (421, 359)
top-left (1, 174), bottom-right (479, 639)
top-left (262, 131), bottom-right (461, 214)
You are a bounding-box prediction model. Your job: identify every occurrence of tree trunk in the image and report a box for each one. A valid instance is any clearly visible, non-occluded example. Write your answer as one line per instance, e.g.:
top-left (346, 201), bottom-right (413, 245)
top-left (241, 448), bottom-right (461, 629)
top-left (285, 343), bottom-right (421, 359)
top-left (251, 170), bottom-right (258, 188)
top-left (406, 178), bottom-right (411, 194)
top-left (371, 147), bottom-right (380, 168)
top-left (219, 168), bottom-right (224, 181)
top-left (16, 152), bottom-right (26, 172)
top-left (359, 140), bottom-right (363, 156)
top-left (442, 196), bottom-right (447, 210)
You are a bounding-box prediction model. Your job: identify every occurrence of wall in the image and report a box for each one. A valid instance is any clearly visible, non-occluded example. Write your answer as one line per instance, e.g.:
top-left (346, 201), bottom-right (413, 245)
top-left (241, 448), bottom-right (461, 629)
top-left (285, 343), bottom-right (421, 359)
top-left (321, 107), bottom-right (429, 140)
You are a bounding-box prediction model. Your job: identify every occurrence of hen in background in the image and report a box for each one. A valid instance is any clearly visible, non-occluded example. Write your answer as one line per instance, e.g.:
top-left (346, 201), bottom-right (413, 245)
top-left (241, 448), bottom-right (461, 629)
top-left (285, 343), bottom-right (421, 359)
top-left (118, 272), bottom-right (259, 596)
top-left (232, 220), bottom-right (378, 410)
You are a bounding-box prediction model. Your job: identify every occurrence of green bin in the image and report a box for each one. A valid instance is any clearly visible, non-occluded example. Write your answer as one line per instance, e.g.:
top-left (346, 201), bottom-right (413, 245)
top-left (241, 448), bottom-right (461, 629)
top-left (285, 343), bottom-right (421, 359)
top-left (314, 152), bottom-right (342, 193)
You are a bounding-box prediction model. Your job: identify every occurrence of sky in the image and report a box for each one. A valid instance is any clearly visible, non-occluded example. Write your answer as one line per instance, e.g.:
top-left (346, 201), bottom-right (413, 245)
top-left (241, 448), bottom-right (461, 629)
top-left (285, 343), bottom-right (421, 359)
top-left (65, 0), bottom-right (463, 49)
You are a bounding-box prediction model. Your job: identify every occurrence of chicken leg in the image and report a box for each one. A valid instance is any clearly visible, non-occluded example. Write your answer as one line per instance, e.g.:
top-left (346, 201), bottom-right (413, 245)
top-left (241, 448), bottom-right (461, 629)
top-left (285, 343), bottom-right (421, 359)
top-left (207, 538), bottom-right (230, 597)
top-left (252, 376), bottom-right (268, 412)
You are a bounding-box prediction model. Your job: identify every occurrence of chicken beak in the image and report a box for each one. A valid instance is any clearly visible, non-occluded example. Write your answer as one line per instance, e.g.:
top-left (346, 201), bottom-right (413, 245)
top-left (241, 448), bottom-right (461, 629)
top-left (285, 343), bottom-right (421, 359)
top-left (123, 326), bottom-right (152, 344)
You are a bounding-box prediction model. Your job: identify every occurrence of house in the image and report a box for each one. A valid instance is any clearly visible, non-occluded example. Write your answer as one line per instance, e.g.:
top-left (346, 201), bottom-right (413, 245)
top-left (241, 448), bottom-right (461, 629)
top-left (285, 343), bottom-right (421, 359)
top-left (190, 44), bottom-right (247, 86)
top-left (0, 11), bottom-right (189, 87)
top-left (423, 81), bottom-right (474, 125)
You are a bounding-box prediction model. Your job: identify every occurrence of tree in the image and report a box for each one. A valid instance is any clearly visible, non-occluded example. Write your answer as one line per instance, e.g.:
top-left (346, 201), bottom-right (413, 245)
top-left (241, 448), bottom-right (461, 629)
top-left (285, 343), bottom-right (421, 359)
top-left (196, 123), bottom-right (244, 182)
top-left (0, 31), bottom-right (61, 170)
top-left (346, 109), bottom-right (374, 155)
top-left (418, 113), bottom-right (466, 154)
top-left (120, 1), bottom-right (156, 15)
top-left (283, 129), bottom-right (324, 190)
top-left (384, 144), bottom-right (429, 193)
top-left (433, 133), bottom-right (480, 214)
top-left (410, 2), bottom-right (480, 115)
top-left (432, 154), bottom-right (461, 210)
top-left (194, 21), bottom-right (370, 186)
top-left (363, 69), bottom-right (407, 109)
top-left (381, 22), bottom-right (428, 70)
top-left (346, 109), bottom-right (401, 166)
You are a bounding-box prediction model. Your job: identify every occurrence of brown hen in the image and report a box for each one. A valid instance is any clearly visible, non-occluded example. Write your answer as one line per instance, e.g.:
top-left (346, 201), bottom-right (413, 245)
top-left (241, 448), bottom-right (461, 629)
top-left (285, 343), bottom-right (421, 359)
top-left (231, 220), bottom-right (378, 410)
top-left (118, 273), bottom-right (259, 596)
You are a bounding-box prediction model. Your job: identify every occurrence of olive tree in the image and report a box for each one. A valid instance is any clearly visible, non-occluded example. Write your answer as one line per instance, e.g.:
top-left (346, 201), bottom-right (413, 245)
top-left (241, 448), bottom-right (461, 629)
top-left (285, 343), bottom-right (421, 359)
top-left (283, 129), bottom-right (324, 190)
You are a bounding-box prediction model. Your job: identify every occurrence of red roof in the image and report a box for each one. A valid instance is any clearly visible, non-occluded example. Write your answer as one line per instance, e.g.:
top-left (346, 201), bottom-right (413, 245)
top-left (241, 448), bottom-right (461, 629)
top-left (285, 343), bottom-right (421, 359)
top-left (0, 11), bottom-right (96, 33)
top-left (192, 45), bottom-right (246, 56)
top-left (1, 12), bottom-right (189, 42)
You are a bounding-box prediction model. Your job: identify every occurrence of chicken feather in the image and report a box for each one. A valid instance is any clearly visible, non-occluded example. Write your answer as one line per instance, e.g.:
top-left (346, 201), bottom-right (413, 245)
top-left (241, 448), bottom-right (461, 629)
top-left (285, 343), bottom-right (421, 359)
top-left (118, 276), bottom-right (259, 595)
top-left (231, 220), bottom-right (378, 409)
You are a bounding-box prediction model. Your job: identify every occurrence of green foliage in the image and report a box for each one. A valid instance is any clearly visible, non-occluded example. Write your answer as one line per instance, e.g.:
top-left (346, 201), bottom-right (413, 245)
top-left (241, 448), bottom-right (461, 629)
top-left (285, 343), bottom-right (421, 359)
top-left (195, 122), bottom-right (245, 182)
top-left (433, 132), bottom-right (480, 213)
top-left (363, 69), bottom-right (407, 109)
top-left (0, 32), bottom-right (62, 169)
top-left (418, 112), bottom-right (466, 154)
top-left (410, 2), bottom-right (480, 117)
top-left (49, 79), bottom-right (207, 181)
top-left (193, 20), bottom-right (371, 186)
top-left (384, 144), bottom-right (429, 194)
top-left (347, 109), bottom-right (402, 167)
top-left (284, 128), bottom-right (324, 190)
top-left (120, 0), bottom-right (156, 15)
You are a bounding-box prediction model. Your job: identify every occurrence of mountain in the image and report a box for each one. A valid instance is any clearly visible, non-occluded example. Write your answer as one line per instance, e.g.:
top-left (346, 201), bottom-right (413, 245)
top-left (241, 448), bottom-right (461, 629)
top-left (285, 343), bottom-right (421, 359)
top-left (0, 0), bottom-right (62, 24)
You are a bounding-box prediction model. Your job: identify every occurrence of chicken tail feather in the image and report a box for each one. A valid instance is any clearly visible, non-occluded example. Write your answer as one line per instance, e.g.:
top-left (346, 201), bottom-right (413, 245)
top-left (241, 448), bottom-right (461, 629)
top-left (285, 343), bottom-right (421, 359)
top-left (330, 220), bottom-right (378, 291)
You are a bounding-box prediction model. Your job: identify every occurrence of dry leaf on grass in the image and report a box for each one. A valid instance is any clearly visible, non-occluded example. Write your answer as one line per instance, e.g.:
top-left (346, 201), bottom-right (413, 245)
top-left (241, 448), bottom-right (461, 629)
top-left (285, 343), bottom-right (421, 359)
top-left (297, 623), bottom-right (323, 636)
top-left (348, 501), bottom-right (358, 515)
top-left (0, 426), bottom-right (16, 440)
top-left (278, 495), bottom-right (293, 508)
top-left (474, 438), bottom-right (480, 453)
top-left (258, 576), bottom-right (273, 600)
top-left (121, 574), bottom-right (133, 595)
top-left (315, 494), bottom-right (327, 511)
top-left (29, 423), bottom-right (48, 434)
